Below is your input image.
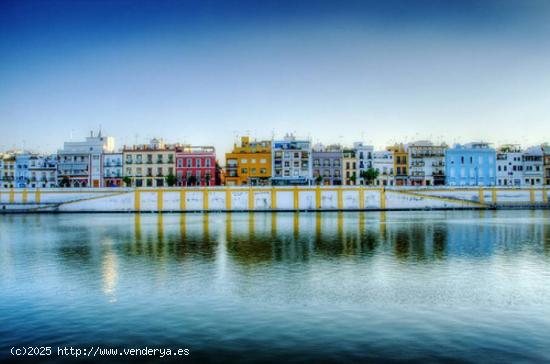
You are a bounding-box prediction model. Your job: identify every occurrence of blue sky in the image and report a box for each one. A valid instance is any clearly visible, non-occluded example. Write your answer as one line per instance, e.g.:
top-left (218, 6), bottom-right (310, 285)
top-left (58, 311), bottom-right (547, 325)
top-left (1, 0), bottom-right (550, 155)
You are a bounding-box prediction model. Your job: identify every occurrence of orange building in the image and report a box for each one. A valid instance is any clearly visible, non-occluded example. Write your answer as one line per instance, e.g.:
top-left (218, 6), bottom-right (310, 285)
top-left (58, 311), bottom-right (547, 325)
top-left (225, 137), bottom-right (272, 186)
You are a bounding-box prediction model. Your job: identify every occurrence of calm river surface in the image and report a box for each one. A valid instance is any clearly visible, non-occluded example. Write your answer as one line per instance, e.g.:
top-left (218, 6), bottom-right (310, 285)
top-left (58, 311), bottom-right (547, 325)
top-left (1, 210), bottom-right (550, 363)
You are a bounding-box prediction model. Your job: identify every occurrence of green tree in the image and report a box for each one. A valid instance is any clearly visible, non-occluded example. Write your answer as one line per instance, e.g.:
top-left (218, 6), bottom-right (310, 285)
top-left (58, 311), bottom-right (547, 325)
top-left (349, 175), bottom-right (357, 185)
top-left (60, 176), bottom-right (70, 188)
top-left (360, 168), bottom-right (379, 186)
top-left (166, 172), bottom-right (176, 187)
top-left (315, 175), bottom-right (323, 185)
top-left (122, 176), bottom-right (132, 187)
top-left (187, 175), bottom-right (197, 186)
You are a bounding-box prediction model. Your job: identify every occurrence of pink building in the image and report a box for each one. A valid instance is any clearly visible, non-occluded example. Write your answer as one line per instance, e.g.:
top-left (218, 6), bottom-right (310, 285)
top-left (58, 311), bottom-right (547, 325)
top-left (176, 146), bottom-right (217, 186)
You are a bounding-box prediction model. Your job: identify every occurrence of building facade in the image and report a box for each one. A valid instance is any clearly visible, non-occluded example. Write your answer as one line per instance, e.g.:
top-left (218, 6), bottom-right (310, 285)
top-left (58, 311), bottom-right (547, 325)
top-left (272, 134), bottom-right (311, 185)
top-left (445, 142), bottom-right (496, 186)
top-left (372, 150), bottom-right (394, 186)
top-left (496, 145), bottom-right (523, 187)
top-left (225, 137), bottom-right (271, 186)
top-left (28, 155), bottom-right (57, 188)
top-left (342, 149), bottom-right (357, 185)
top-left (408, 141), bottom-right (447, 186)
top-left (57, 131), bottom-right (115, 188)
top-left (354, 142), bottom-right (373, 185)
top-left (123, 139), bottom-right (176, 187)
top-left (311, 144), bottom-right (343, 185)
top-left (15, 154), bottom-right (31, 188)
top-left (176, 146), bottom-right (216, 186)
top-left (1, 153), bottom-right (16, 188)
top-left (544, 144), bottom-right (550, 185)
top-left (102, 153), bottom-right (123, 187)
top-left (387, 144), bottom-right (408, 186)
top-left (522, 146), bottom-right (544, 186)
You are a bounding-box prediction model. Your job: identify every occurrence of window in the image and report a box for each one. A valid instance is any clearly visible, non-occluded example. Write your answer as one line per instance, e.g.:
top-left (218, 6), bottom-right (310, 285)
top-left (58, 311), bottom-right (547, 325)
top-left (187, 159), bottom-right (192, 167)
top-left (241, 168), bottom-right (248, 174)
top-left (196, 159), bottom-right (201, 168)
top-left (260, 168), bottom-right (266, 174)
top-left (260, 158), bottom-right (266, 164)
top-left (251, 159), bottom-right (256, 164)
top-left (241, 159), bottom-right (247, 164)
top-left (205, 159), bottom-right (211, 167)
top-left (177, 159), bottom-right (183, 168)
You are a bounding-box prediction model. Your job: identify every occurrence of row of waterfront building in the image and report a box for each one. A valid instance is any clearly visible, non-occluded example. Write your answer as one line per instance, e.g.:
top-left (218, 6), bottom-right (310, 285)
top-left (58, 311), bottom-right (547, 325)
top-left (1, 131), bottom-right (550, 189)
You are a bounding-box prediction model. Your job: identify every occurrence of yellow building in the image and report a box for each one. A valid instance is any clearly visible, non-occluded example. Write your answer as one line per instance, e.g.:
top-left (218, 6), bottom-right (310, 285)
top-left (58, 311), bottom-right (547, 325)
top-left (342, 149), bottom-right (357, 185)
top-left (387, 144), bottom-right (408, 186)
top-left (123, 139), bottom-right (176, 187)
top-left (1, 153), bottom-right (16, 188)
top-left (225, 137), bottom-right (271, 186)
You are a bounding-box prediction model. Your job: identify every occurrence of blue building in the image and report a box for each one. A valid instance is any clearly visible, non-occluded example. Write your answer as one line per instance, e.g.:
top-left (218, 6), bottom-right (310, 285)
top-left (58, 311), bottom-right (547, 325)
top-left (15, 153), bottom-right (31, 188)
top-left (445, 143), bottom-right (496, 186)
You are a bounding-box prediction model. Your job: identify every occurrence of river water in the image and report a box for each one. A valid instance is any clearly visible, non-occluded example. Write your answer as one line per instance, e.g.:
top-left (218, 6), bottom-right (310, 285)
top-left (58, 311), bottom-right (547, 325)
top-left (1, 210), bottom-right (550, 363)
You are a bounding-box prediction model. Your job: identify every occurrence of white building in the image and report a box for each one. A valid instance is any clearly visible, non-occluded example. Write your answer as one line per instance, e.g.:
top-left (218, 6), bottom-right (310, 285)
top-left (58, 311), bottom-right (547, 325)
top-left (496, 145), bottom-right (523, 187)
top-left (57, 131), bottom-right (115, 188)
top-left (354, 142), bottom-right (373, 185)
top-left (372, 150), bottom-right (394, 186)
top-left (271, 134), bottom-right (312, 185)
top-left (522, 146), bottom-right (544, 186)
top-left (408, 141), bottom-right (447, 186)
top-left (28, 155), bottom-right (58, 188)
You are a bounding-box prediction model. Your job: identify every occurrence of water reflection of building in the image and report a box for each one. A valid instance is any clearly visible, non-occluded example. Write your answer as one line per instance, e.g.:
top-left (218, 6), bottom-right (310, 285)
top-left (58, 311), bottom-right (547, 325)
top-left (42, 210), bottom-right (550, 275)
top-left (102, 247), bottom-right (118, 303)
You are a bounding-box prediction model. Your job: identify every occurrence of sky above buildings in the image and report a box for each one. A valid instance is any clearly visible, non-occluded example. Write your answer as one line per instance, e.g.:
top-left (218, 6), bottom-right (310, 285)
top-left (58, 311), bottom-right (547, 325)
top-left (1, 0), bottom-right (550, 155)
